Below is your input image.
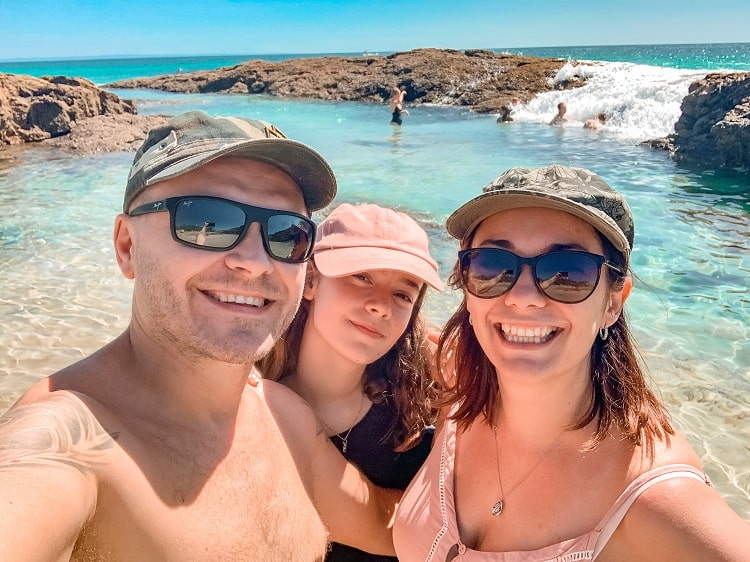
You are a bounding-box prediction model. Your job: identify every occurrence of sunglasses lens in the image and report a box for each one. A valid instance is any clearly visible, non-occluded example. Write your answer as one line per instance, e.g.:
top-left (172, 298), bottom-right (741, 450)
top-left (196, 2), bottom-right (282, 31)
top-left (167, 197), bottom-right (314, 262)
top-left (266, 214), bottom-right (314, 261)
top-left (536, 252), bottom-right (600, 303)
top-left (462, 249), bottom-right (517, 298)
top-left (174, 199), bottom-right (245, 249)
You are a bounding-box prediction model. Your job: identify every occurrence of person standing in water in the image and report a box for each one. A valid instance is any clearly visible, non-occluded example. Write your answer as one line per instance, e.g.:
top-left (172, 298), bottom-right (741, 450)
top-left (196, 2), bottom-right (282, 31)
top-left (261, 202), bottom-right (443, 561)
top-left (389, 86), bottom-right (409, 126)
top-left (549, 101), bottom-right (569, 125)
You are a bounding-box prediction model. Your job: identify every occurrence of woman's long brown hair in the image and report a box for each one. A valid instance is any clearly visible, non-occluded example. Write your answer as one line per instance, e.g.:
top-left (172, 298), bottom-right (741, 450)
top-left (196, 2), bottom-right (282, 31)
top-left (436, 233), bottom-right (673, 457)
top-left (259, 263), bottom-right (438, 451)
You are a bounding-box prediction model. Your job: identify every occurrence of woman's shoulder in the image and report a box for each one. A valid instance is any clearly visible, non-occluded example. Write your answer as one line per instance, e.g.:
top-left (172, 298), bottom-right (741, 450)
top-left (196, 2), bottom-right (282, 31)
top-left (636, 430), bottom-right (702, 472)
top-left (606, 434), bottom-right (750, 560)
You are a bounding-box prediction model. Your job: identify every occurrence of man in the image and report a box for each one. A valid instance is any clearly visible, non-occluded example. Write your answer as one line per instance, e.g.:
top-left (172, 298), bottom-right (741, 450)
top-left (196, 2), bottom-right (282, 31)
top-left (583, 113), bottom-right (607, 129)
top-left (549, 101), bottom-right (568, 125)
top-left (0, 111), bottom-right (398, 561)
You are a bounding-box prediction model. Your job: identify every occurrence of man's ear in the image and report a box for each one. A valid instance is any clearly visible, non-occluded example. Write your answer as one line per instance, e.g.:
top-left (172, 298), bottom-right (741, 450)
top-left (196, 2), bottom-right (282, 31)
top-left (114, 214), bottom-right (136, 280)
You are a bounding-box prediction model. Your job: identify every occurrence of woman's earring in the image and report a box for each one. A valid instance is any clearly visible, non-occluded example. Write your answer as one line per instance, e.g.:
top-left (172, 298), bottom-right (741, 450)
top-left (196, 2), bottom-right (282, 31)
top-left (599, 325), bottom-right (609, 341)
top-left (468, 314), bottom-right (473, 326)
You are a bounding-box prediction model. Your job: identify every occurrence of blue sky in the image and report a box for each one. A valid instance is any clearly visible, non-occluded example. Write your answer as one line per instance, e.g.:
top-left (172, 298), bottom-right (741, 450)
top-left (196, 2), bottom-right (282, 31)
top-left (1, 0), bottom-right (748, 60)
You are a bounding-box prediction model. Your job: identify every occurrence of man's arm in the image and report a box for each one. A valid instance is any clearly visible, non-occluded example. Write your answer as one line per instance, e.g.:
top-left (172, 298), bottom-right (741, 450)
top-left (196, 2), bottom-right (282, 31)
top-left (264, 382), bottom-right (399, 555)
top-left (308, 424), bottom-right (400, 555)
top-left (0, 393), bottom-right (102, 561)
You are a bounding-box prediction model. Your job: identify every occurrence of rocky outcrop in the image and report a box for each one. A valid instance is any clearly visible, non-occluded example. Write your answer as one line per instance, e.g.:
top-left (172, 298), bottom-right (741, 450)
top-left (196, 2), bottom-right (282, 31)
top-left (671, 72), bottom-right (750, 169)
top-left (108, 48), bottom-right (578, 113)
top-left (0, 49), bottom-right (581, 153)
top-left (0, 73), bottom-right (139, 148)
top-left (41, 113), bottom-right (169, 154)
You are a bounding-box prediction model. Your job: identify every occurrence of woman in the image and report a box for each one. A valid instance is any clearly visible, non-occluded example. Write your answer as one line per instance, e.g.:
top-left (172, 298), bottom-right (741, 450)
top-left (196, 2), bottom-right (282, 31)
top-left (261, 202), bottom-right (443, 561)
top-left (390, 86), bottom-right (409, 126)
top-left (393, 165), bottom-right (749, 561)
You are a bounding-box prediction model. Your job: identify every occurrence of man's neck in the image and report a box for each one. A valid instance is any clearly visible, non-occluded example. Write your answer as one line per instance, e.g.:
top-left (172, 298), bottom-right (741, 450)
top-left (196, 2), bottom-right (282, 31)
top-left (116, 327), bottom-right (254, 425)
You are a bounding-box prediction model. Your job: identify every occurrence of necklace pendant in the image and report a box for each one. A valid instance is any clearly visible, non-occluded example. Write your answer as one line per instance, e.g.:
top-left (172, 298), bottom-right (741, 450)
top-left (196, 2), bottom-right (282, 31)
top-left (342, 440), bottom-right (348, 453)
top-left (491, 499), bottom-right (504, 517)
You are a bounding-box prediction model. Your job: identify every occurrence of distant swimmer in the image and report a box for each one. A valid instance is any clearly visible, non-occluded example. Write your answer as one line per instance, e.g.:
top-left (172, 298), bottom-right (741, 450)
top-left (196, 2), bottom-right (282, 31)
top-left (549, 102), bottom-right (568, 126)
top-left (389, 86), bottom-right (409, 126)
top-left (497, 105), bottom-right (514, 123)
top-left (584, 113), bottom-right (607, 129)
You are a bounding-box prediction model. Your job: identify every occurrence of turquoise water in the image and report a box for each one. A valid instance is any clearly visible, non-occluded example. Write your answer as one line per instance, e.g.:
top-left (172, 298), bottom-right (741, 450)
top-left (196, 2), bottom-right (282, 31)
top-left (0, 44), bottom-right (748, 518)
top-left (509, 42), bottom-right (750, 71)
top-left (0, 52), bottom-right (355, 85)
top-left (2, 43), bottom-right (748, 85)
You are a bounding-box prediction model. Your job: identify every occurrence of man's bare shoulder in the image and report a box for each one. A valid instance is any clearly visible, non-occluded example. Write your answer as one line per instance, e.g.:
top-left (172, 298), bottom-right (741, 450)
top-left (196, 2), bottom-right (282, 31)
top-left (0, 389), bottom-right (118, 475)
top-left (257, 380), bottom-right (327, 454)
top-left (260, 380), bottom-right (319, 429)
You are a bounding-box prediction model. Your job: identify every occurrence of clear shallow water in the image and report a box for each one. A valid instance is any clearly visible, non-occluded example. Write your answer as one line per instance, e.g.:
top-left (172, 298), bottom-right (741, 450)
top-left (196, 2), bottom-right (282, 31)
top-left (1, 46), bottom-right (749, 518)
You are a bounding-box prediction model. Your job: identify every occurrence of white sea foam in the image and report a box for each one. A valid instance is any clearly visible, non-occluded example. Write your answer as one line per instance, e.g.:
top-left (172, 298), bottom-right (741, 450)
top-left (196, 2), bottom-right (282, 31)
top-left (512, 60), bottom-right (711, 141)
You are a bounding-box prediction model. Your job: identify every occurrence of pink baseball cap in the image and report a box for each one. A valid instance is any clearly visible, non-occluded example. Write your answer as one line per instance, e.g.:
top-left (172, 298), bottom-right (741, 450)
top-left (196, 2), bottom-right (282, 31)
top-left (313, 203), bottom-right (443, 291)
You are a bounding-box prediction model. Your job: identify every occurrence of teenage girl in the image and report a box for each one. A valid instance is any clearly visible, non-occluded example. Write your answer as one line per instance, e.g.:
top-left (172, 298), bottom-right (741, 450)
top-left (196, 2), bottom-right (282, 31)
top-left (260, 202), bottom-right (443, 561)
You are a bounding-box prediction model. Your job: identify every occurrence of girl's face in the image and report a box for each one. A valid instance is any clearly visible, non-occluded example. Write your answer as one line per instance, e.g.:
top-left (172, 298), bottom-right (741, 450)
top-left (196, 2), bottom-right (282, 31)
top-left (464, 207), bottom-right (629, 386)
top-left (305, 268), bottom-right (424, 366)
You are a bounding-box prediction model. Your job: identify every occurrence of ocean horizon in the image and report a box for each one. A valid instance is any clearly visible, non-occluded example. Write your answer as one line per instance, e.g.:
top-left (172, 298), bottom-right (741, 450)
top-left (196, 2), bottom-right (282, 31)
top-left (2, 42), bottom-right (749, 85)
top-left (1, 42), bottom-right (748, 520)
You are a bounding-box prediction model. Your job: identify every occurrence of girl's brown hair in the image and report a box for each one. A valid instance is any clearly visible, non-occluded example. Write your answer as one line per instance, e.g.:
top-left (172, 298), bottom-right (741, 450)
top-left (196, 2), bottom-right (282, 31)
top-left (436, 231), bottom-right (673, 457)
top-left (260, 263), bottom-right (438, 451)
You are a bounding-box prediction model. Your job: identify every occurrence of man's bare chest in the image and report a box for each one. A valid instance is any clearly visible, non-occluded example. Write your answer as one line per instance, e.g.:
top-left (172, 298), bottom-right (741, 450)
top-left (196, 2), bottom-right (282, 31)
top-left (72, 425), bottom-right (328, 560)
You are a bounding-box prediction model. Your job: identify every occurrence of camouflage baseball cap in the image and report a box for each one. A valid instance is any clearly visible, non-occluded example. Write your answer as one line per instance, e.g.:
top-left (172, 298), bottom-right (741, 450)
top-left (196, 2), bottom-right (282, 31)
top-left (124, 111), bottom-right (337, 213)
top-left (446, 164), bottom-right (634, 259)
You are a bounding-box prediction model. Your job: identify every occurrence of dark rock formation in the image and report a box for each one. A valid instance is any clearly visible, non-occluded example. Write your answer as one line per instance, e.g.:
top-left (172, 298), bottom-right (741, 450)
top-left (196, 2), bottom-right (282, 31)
top-left (108, 48), bottom-right (577, 114)
top-left (671, 72), bottom-right (750, 169)
top-left (0, 73), bottom-right (139, 148)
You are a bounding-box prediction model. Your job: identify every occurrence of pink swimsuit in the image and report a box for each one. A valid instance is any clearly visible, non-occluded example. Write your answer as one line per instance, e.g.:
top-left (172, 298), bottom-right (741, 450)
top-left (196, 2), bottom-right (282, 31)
top-left (393, 412), bottom-right (710, 561)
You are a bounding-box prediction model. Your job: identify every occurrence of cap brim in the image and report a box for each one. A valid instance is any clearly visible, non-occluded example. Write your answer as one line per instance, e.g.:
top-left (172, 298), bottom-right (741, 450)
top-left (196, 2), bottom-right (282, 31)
top-left (147, 138), bottom-right (336, 212)
top-left (446, 190), bottom-right (630, 257)
top-left (314, 247), bottom-right (444, 291)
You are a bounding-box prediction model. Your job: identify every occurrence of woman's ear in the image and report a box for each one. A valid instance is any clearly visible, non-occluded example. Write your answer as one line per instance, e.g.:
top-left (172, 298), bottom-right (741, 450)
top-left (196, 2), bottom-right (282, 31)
top-left (303, 263), bottom-right (319, 300)
top-left (604, 276), bottom-right (632, 327)
top-left (114, 214), bottom-right (136, 280)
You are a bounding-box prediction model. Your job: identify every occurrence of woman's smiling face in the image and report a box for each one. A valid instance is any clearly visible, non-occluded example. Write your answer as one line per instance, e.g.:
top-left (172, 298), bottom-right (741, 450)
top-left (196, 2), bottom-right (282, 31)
top-left (464, 206), bottom-right (627, 385)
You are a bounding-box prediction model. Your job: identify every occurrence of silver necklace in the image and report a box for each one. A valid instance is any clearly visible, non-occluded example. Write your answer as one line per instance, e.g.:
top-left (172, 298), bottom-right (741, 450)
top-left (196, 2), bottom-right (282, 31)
top-left (490, 424), bottom-right (566, 516)
top-left (328, 394), bottom-right (367, 453)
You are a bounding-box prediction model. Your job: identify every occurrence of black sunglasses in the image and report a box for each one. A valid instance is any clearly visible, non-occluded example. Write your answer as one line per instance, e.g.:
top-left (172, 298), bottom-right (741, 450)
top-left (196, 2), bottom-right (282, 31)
top-left (128, 196), bottom-right (316, 263)
top-left (458, 248), bottom-right (624, 304)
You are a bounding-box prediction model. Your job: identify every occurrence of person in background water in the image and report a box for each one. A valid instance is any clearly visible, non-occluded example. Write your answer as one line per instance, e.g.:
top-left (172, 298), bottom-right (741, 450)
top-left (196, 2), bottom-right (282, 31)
top-left (496, 105), bottom-right (514, 123)
top-left (261, 202), bottom-right (443, 561)
top-left (584, 112), bottom-right (607, 129)
top-left (389, 86), bottom-right (409, 126)
top-left (549, 101), bottom-right (568, 125)
top-left (0, 111), bottom-right (401, 561)
top-left (393, 164), bottom-right (750, 561)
